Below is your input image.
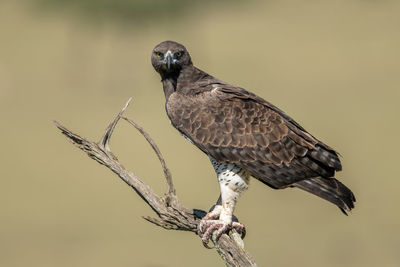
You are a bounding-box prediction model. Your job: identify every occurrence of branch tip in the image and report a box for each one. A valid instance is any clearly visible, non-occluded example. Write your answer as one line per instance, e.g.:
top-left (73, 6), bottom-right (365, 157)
top-left (99, 97), bottom-right (133, 151)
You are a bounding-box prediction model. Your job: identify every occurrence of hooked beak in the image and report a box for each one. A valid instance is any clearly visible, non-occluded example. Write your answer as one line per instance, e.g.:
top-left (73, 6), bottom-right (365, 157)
top-left (165, 51), bottom-right (173, 70)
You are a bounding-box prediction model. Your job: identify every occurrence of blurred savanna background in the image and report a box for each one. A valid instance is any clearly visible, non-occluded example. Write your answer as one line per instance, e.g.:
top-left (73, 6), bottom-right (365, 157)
top-left (1, 0), bottom-right (399, 266)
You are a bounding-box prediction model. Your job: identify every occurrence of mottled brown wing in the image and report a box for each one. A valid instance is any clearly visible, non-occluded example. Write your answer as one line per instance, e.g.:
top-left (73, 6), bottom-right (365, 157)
top-left (167, 85), bottom-right (342, 189)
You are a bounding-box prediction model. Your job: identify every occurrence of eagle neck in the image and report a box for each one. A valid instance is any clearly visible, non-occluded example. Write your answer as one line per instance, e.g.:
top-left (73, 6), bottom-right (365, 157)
top-left (176, 65), bottom-right (208, 93)
top-left (162, 64), bottom-right (198, 99)
top-left (162, 78), bottom-right (176, 101)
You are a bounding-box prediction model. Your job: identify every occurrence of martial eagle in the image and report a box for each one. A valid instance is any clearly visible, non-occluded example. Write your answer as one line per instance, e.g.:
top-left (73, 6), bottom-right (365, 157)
top-left (151, 41), bottom-right (355, 247)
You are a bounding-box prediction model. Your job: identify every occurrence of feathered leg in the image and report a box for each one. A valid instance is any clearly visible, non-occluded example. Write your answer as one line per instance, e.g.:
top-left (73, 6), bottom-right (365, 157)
top-left (198, 157), bottom-right (249, 248)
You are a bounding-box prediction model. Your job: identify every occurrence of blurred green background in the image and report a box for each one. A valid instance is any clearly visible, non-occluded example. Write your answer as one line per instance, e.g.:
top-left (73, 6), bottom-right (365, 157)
top-left (1, 0), bottom-right (399, 266)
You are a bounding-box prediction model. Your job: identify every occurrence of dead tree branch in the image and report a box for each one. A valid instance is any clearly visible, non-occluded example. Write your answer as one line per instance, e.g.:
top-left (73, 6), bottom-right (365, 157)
top-left (54, 98), bottom-right (257, 267)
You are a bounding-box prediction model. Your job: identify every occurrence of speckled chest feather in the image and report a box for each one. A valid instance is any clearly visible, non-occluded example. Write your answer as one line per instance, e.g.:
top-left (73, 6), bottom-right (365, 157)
top-left (209, 157), bottom-right (250, 194)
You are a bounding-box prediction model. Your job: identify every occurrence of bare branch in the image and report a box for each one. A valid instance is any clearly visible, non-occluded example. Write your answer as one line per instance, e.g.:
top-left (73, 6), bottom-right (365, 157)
top-left (54, 99), bottom-right (257, 267)
top-left (121, 116), bottom-right (176, 197)
top-left (54, 120), bottom-right (166, 217)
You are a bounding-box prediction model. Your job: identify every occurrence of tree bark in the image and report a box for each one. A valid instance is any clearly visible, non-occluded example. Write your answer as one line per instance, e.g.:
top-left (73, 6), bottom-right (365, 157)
top-left (54, 98), bottom-right (257, 267)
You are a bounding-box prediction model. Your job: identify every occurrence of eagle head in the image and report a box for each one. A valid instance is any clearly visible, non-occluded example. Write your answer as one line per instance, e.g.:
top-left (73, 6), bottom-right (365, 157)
top-left (151, 41), bottom-right (192, 78)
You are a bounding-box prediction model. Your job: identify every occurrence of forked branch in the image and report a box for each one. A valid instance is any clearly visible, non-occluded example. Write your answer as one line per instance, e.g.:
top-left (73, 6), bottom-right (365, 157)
top-left (54, 99), bottom-right (257, 267)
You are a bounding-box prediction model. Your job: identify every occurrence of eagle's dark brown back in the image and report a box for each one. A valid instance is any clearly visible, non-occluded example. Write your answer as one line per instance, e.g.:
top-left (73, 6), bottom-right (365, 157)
top-left (167, 79), bottom-right (336, 185)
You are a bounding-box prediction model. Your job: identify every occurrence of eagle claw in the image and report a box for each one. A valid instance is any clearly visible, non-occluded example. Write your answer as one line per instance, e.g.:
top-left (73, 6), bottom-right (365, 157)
top-left (198, 220), bottom-right (246, 249)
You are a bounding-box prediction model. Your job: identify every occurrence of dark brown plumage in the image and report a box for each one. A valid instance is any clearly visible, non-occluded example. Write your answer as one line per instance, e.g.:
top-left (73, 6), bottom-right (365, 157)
top-left (151, 40), bottom-right (355, 214)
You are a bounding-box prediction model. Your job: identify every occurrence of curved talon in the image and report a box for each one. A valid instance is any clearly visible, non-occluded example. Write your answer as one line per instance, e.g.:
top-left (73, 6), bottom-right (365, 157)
top-left (198, 220), bottom-right (209, 236)
top-left (202, 238), bottom-right (215, 249)
top-left (201, 220), bottom-right (228, 248)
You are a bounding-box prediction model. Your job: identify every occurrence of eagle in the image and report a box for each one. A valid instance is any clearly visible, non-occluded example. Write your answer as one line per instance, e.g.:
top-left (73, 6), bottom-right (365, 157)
top-left (151, 40), bottom-right (355, 247)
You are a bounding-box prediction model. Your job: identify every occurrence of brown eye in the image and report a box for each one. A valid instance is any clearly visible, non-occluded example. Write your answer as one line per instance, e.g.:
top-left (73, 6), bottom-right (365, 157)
top-left (176, 51), bottom-right (182, 57)
top-left (155, 52), bottom-right (163, 58)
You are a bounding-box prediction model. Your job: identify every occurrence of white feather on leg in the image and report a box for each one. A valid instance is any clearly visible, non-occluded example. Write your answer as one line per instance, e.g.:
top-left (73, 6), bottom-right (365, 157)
top-left (198, 157), bottom-right (250, 247)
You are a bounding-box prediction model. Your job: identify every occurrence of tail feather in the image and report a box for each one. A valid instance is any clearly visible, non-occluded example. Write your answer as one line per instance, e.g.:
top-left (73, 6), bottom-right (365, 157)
top-left (293, 177), bottom-right (356, 214)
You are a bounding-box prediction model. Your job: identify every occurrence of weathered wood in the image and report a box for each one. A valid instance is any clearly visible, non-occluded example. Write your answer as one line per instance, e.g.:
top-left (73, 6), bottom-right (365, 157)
top-left (54, 99), bottom-right (257, 267)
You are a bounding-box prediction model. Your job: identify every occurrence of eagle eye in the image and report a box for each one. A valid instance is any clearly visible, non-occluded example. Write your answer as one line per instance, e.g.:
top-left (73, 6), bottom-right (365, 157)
top-left (155, 52), bottom-right (163, 58)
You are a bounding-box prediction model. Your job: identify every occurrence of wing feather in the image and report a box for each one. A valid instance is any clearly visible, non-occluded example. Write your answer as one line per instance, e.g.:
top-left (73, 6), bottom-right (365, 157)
top-left (167, 84), bottom-right (342, 188)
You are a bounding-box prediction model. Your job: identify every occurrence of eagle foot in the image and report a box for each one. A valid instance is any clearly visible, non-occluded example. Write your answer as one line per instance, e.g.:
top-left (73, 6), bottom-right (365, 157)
top-left (197, 205), bottom-right (222, 235)
top-left (198, 220), bottom-right (246, 249)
